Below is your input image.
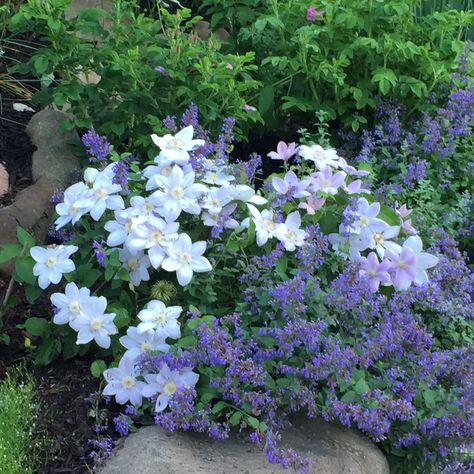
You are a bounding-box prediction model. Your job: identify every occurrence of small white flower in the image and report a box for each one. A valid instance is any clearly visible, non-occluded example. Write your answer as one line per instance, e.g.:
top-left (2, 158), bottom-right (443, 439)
top-left (118, 248), bottom-right (151, 286)
top-left (88, 174), bottom-right (125, 221)
top-left (69, 296), bottom-right (117, 348)
top-left (271, 171), bottom-right (309, 198)
top-left (136, 300), bottom-right (182, 338)
top-left (402, 235), bottom-right (439, 286)
top-left (275, 211), bottom-right (307, 251)
top-left (227, 184), bottom-right (267, 205)
top-left (119, 326), bottom-right (169, 360)
top-left (161, 233), bottom-right (212, 286)
top-left (103, 354), bottom-right (146, 406)
top-left (54, 182), bottom-right (94, 229)
top-left (202, 169), bottom-right (235, 186)
top-left (201, 186), bottom-right (233, 215)
top-left (50, 282), bottom-right (93, 325)
top-left (247, 204), bottom-right (278, 246)
top-left (31, 244), bottom-right (78, 289)
top-left (151, 126), bottom-right (205, 166)
top-left (298, 144), bottom-right (340, 170)
top-left (127, 216), bottom-right (179, 269)
top-left (104, 210), bottom-right (146, 247)
top-left (142, 364), bottom-right (199, 412)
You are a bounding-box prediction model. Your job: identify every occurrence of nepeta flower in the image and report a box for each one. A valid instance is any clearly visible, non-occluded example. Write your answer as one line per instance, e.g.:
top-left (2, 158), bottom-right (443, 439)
top-left (161, 234), bottom-right (212, 286)
top-left (69, 296), bottom-right (117, 348)
top-left (103, 355), bottom-right (146, 406)
top-left (82, 128), bottom-right (110, 161)
top-left (31, 244), bottom-right (78, 289)
top-left (136, 300), bottom-right (182, 338)
top-left (142, 364), bottom-right (199, 412)
top-left (267, 141), bottom-right (299, 161)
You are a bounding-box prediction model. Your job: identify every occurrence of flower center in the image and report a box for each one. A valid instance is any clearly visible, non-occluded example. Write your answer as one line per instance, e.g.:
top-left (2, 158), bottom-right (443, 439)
top-left (46, 256), bottom-right (57, 268)
top-left (368, 268), bottom-right (377, 277)
top-left (155, 312), bottom-right (167, 323)
top-left (181, 252), bottom-right (192, 263)
top-left (211, 198), bottom-right (220, 206)
top-left (397, 259), bottom-right (407, 269)
top-left (263, 219), bottom-right (274, 231)
top-left (152, 230), bottom-right (163, 243)
top-left (169, 138), bottom-right (183, 149)
top-left (360, 216), bottom-right (370, 227)
top-left (128, 259), bottom-right (139, 270)
top-left (287, 230), bottom-right (297, 241)
top-left (171, 186), bottom-right (184, 199)
top-left (69, 301), bottom-right (81, 314)
top-left (374, 233), bottom-right (385, 245)
top-left (163, 380), bottom-right (177, 396)
top-left (141, 341), bottom-right (153, 352)
top-left (125, 220), bottom-right (133, 232)
top-left (144, 202), bottom-right (154, 213)
top-left (122, 376), bottom-right (136, 389)
top-left (69, 205), bottom-right (78, 215)
top-left (161, 165), bottom-right (173, 176)
top-left (90, 318), bottom-right (103, 331)
top-left (208, 172), bottom-right (218, 181)
top-left (322, 179), bottom-right (332, 188)
top-left (96, 187), bottom-right (108, 198)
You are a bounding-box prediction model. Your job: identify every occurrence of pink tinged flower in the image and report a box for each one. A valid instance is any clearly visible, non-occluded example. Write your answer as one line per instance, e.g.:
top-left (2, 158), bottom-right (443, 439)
top-left (103, 354), bottom-right (147, 406)
top-left (267, 141), bottom-right (299, 161)
top-left (136, 300), bottom-right (182, 338)
top-left (50, 282), bottom-right (93, 325)
top-left (307, 6), bottom-right (324, 22)
top-left (309, 167), bottom-right (346, 195)
top-left (243, 104), bottom-right (257, 111)
top-left (54, 182), bottom-right (94, 230)
top-left (344, 179), bottom-right (371, 195)
top-left (299, 196), bottom-right (326, 215)
top-left (403, 236), bottom-right (438, 285)
top-left (31, 244), bottom-right (78, 289)
top-left (271, 170), bottom-right (310, 198)
top-left (151, 126), bottom-right (205, 166)
top-left (298, 144), bottom-right (340, 170)
top-left (359, 252), bottom-right (392, 292)
top-left (161, 233), bottom-right (212, 286)
top-left (247, 204), bottom-right (278, 246)
top-left (275, 211), bottom-right (307, 251)
top-left (225, 63), bottom-right (233, 70)
top-left (118, 248), bottom-right (151, 286)
top-left (337, 157), bottom-right (370, 177)
top-left (127, 216), bottom-right (179, 269)
top-left (119, 326), bottom-right (169, 361)
top-left (385, 246), bottom-right (417, 291)
top-left (396, 203), bottom-right (413, 219)
top-left (401, 218), bottom-right (418, 235)
top-left (69, 296), bottom-right (117, 348)
top-left (142, 364), bottom-right (199, 412)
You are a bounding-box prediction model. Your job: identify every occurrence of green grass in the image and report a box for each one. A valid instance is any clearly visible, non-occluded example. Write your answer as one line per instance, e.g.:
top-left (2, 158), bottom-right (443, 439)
top-left (0, 366), bottom-right (44, 474)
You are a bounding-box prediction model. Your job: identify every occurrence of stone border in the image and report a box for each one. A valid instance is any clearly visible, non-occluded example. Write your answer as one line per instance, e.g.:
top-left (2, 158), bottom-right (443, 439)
top-left (0, 109), bottom-right (81, 280)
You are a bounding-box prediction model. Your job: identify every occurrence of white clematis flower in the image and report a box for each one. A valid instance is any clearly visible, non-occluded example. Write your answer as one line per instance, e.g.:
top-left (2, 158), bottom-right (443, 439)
top-left (119, 326), bottom-right (169, 361)
top-left (136, 300), bottom-right (182, 338)
top-left (275, 211), bottom-right (307, 251)
top-left (54, 182), bottom-right (94, 229)
top-left (103, 354), bottom-right (146, 406)
top-left (246, 204), bottom-right (278, 246)
top-left (142, 364), bottom-right (199, 412)
top-left (118, 248), bottom-right (151, 286)
top-left (161, 233), bottom-right (212, 286)
top-left (69, 296), bottom-right (117, 348)
top-left (31, 244), bottom-right (78, 289)
top-left (151, 126), bottom-right (205, 166)
top-left (298, 144), bottom-right (340, 170)
top-left (50, 282), bottom-right (94, 325)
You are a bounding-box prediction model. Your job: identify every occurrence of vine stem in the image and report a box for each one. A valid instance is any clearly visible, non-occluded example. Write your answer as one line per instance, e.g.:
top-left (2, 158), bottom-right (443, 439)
top-left (2, 241), bottom-right (29, 309)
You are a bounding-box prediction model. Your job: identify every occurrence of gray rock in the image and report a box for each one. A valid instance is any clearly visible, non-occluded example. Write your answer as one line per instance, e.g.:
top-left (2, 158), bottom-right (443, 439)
top-left (26, 109), bottom-right (81, 187)
top-left (98, 417), bottom-right (390, 474)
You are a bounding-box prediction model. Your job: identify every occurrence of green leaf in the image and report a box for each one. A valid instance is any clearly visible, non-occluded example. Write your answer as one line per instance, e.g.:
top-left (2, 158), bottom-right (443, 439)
top-left (258, 85), bottom-right (274, 116)
top-left (0, 243), bottom-right (22, 263)
top-left (25, 285), bottom-right (42, 304)
top-left (34, 337), bottom-right (61, 366)
top-left (354, 378), bottom-right (370, 394)
top-left (247, 416), bottom-right (260, 429)
top-left (211, 401), bottom-right (227, 414)
top-left (16, 226), bottom-right (35, 247)
top-left (110, 306), bottom-right (130, 329)
top-left (378, 205), bottom-right (400, 226)
top-left (229, 411), bottom-right (243, 426)
top-left (91, 359), bottom-right (107, 378)
top-left (15, 256), bottom-right (36, 285)
top-left (23, 317), bottom-right (50, 337)
top-left (177, 335), bottom-right (197, 348)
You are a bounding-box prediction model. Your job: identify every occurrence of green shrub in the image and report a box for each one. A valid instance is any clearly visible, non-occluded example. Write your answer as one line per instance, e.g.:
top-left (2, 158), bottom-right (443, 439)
top-left (9, 0), bottom-right (262, 153)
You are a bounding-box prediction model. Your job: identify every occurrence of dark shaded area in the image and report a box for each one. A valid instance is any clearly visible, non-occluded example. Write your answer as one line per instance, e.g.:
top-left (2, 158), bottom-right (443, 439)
top-left (0, 32), bottom-right (37, 207)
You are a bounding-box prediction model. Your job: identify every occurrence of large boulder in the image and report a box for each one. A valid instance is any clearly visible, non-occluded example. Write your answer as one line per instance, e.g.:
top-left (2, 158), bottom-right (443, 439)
top-left (99, 417), bottom-right (390, 474)
top-left (0, 110), bottom-right (80, 280)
